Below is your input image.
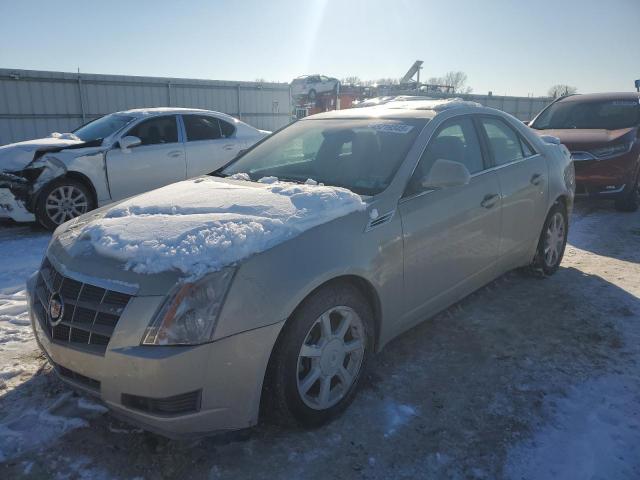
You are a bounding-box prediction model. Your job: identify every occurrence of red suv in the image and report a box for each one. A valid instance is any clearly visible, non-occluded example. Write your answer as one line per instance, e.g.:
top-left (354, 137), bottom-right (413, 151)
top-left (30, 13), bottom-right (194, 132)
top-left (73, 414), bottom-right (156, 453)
top-left (530, 92), bottom-right (640, 211)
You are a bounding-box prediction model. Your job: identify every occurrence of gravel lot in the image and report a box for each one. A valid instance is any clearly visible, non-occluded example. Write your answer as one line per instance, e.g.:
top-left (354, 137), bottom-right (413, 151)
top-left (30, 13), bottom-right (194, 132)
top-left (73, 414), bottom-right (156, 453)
top-left (1, 199), bottom-right (639, 480)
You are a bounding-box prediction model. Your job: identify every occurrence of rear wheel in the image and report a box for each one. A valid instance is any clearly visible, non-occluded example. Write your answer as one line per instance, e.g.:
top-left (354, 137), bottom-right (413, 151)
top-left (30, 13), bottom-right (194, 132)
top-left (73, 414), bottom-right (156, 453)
top-left (531, 203), bottom-right (568, 275)
top-left (35, 178), bottom-right (95, 230)
top-left (614, 175), bottom-right (639, 212)
top-left (264, 283), bottom-right (373, 427)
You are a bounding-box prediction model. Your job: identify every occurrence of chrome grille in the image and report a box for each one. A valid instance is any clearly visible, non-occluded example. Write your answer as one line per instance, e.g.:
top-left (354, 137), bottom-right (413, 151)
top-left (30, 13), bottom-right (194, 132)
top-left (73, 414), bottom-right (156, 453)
top-left (33, 257), bottom-right (132, 355)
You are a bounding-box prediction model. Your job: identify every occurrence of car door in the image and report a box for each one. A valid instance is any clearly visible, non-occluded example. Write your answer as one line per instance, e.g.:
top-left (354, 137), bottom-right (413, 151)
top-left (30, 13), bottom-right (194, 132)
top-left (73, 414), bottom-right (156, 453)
top-left (106, 115), bottom-right (186, 200)
top-left (478, 116), bottom-right (548, 268)
top-left (181, 115), bottom-right (241, 177)
top-left (398, 116), bottom-right (503, 324)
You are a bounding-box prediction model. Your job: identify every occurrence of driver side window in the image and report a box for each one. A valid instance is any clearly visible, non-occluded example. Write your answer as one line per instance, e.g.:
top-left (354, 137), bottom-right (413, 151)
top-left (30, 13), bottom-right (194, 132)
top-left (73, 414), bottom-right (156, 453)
top-left (405, 117), bottom-right (484, 196)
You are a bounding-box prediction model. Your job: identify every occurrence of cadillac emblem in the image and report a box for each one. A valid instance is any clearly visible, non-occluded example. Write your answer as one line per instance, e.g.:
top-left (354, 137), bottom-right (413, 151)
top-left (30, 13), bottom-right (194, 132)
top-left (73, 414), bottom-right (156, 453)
top-left (48, 292), bottom-right (64, 326)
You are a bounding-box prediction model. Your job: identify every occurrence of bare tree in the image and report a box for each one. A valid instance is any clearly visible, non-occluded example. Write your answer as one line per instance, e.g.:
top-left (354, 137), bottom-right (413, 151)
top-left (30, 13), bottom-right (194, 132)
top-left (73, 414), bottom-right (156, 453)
top-left (426, 71), bottom-right (472, 93)
top-left (376, 77), bottom-right (401, 85)
top-left (547, 84), bottom-right (577, 98)
top-left (341, 76), bottom-right (361, 85)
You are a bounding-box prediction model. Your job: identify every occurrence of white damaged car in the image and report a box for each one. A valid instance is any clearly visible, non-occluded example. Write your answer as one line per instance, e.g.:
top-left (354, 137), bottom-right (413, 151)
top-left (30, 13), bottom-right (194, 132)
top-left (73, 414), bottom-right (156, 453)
top-left (0, 108), bottom-right (270, 229)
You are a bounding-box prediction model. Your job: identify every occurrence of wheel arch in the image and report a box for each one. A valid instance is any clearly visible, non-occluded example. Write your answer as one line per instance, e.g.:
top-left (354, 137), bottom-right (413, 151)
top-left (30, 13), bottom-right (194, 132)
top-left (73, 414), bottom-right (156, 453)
top-left (281, 274), bottom-right (383, 352)
top-left (32, 170), bottom-right (98, 210)
top-left (259, 273), bottom-right (382, 421)
top-left (62, 171), bottom-right (98, 207)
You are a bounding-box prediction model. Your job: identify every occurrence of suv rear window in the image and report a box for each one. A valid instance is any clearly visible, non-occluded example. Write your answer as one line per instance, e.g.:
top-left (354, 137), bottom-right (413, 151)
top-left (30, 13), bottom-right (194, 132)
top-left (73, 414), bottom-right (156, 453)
top-left (531, 99), bottom-right (640, 130)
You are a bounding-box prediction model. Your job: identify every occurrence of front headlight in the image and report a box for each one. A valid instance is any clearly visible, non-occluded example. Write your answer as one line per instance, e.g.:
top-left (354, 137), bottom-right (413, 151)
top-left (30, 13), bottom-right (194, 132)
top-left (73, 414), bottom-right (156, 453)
top-left (142, 268), bottom-right (235, 346)
top-left (590, 142), bottom-right (633, 159)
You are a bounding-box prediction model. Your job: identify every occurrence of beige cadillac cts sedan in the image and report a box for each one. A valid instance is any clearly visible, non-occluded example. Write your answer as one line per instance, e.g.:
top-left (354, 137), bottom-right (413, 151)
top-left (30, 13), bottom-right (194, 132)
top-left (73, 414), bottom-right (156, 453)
top-left (27, 99), bottom-right (574, 437)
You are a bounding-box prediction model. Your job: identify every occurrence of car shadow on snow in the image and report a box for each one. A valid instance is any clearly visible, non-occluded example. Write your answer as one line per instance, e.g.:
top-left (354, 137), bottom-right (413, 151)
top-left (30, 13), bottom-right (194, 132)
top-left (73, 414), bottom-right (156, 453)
top-left (568, 198), bottom-right (640, 264)
top-left (2, 261), bottom-right (638, 479)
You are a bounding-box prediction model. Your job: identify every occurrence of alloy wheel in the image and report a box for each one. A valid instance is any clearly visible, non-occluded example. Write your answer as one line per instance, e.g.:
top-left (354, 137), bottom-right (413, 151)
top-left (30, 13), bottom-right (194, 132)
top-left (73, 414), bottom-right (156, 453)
top-left (45, 185), bottom-right (89, 225)
top-left (544, 212), bottom-right (565, 267)
top-left (296, 306), bottom-right (366, 410)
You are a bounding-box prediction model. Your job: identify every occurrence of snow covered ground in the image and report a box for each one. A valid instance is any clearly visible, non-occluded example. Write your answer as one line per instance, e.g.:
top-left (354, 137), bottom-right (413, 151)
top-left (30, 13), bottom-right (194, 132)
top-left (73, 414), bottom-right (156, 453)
top-left (0, 199), bottom-right (638, 479)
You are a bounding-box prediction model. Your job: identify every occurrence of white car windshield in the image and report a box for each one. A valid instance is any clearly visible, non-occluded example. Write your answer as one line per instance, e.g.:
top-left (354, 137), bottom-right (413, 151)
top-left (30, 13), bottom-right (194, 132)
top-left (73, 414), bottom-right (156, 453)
top-left (72, 114), bottom-right (135, 143)
top-left (222, 118), bottom-right (426, 195)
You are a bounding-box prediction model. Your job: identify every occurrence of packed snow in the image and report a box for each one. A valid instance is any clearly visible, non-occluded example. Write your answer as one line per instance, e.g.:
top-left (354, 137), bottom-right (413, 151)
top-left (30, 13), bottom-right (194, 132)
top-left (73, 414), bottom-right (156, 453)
top-left (50, 132), bottom-right (81, 141)
top-left (73, 177), bottom-right (366, 278)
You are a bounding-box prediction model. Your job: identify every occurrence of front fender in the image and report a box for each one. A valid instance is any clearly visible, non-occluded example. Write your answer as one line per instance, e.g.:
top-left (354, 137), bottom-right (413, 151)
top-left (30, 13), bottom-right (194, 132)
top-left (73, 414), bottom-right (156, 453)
top-left (212, 210), bottom-right (405, 350)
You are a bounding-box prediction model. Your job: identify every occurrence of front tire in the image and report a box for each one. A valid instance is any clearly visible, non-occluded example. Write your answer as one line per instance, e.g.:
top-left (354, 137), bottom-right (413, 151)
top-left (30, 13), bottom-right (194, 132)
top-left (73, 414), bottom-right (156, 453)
top-left (264, 282), bottom-right (373, 428)
top-left (35, 178), bottom-right (95, 230)
top-left (532, 203), bottom-right (568, 275)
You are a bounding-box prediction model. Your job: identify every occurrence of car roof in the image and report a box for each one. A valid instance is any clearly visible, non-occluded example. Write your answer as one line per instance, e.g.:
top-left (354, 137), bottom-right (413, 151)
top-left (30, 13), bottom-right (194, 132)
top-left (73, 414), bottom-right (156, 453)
top-left (556, 92), bottom-right (640, 103)
top-left (116, 107), bottom-right (231, 118)
top-left (304, 98), bottom-right (489, 121)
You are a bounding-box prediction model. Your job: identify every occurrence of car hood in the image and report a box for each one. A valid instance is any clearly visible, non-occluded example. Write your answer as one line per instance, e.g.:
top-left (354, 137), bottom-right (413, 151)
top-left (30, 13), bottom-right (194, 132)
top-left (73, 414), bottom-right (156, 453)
top-left (533, 127), bottom-right (635, 151)
top-left (54, 176), bottom-right (366, 287)
top-left (0, 136), bottom-right (84, 172)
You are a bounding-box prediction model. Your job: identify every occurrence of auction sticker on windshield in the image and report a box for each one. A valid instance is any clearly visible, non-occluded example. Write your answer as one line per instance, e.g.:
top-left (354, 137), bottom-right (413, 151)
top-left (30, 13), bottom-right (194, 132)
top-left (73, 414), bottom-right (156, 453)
top-left (367, 123), bottom-right (414, 134)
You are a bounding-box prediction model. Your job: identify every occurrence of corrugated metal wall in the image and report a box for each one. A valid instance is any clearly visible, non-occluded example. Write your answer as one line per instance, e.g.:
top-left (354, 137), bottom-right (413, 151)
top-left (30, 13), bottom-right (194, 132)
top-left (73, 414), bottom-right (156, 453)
top-left (0, 69), bottom-right (291, 145)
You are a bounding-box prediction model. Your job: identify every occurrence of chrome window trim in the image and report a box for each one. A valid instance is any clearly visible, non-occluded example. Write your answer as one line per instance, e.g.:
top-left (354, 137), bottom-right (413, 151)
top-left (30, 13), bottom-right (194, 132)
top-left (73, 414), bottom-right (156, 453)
top-left (399, 151), bottom-right (542, 204)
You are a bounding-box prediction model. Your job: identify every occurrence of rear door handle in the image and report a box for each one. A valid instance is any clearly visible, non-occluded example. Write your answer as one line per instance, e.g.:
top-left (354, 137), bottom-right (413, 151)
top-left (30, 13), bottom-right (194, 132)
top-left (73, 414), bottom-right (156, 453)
top-left (223, 144), bottom-right (235, 151)
top-left (481, 193), bottom-right (500, 209)
top-left (530, 173), bottom-right (543, 185)
top-left (168, 150), bottom-right (183, 158)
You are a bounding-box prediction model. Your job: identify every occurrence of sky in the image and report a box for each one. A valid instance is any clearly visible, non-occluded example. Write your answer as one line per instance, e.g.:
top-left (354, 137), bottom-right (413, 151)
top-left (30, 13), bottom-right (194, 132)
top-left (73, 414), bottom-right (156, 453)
top-left (0, 0), bottom-right (638, 97)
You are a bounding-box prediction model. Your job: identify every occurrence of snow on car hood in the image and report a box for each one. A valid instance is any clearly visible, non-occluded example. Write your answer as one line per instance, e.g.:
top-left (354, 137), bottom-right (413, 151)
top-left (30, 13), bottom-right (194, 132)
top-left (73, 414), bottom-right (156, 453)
top-left (71, 177), bottom-right (366, 279)
top-left (0, 136), bottom-right (84, 172)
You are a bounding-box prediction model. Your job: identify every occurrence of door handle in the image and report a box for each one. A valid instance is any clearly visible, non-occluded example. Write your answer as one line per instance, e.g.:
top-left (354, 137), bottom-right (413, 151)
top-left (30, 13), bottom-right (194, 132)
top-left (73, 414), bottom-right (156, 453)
top-left (530, 173), bottom-right (543, 186)
top-left (481, 193), bottom-right (500, 209)
top-left (168, 150), bottom-right (183, 158)
top-left (223, 144), bottom-right (235, 151)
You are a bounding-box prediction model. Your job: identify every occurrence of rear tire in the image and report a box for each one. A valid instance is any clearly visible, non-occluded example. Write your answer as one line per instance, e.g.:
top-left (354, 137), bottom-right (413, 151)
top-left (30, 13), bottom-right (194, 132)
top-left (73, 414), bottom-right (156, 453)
top-left (614, 175), bottom-right (639, 212)
top-left (264, 282), bottom-right (373, 428)
top-left (531, 203), bottom-right (568, 276)
top-left (35, 178), bottom-right (95, 231)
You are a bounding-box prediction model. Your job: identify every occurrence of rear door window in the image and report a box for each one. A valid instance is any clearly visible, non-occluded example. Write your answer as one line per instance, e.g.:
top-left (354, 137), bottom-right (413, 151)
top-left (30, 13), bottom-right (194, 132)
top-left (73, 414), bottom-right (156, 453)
top-left (127, 116), bottom-right (178, 145)
top-left (183, 115), bottom-right (222, 141)
top-left (480, 117), bottom-right (525, 166)
top-left (219, 119), bottom-right (236, 138)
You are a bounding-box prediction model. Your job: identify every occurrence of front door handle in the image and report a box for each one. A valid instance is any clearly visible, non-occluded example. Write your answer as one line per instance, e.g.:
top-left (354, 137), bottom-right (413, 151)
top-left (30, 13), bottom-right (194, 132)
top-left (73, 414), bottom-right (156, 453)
top-left (530, 173), bottom-right (543, 186)
top-left (168, 150), bottom-right (183, 158)
top-left (223, 144), bottom-right (235, 151)
top-left (481, 193), bottom-right (500, 209)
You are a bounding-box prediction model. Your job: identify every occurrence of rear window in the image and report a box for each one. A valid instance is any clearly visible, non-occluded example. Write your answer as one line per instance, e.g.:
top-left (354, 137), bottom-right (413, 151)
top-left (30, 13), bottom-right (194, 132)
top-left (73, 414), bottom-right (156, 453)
top-left (531, 99), bottom-right (640, 130)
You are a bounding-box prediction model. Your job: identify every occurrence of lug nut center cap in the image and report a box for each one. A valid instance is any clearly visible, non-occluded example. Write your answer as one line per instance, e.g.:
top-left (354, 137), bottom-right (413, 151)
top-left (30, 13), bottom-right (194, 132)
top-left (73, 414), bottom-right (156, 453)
top-left (320, 339), bottom-right (344, 376)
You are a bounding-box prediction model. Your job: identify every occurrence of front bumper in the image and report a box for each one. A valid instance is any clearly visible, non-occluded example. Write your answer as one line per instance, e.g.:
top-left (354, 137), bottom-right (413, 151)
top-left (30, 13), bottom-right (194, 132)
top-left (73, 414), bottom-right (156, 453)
top-left (0, 187), bottom-right (35, 222)
top-left (573, 149), bottom-right (639, 198)
top-left (27, 273), bottom-right (284, 438)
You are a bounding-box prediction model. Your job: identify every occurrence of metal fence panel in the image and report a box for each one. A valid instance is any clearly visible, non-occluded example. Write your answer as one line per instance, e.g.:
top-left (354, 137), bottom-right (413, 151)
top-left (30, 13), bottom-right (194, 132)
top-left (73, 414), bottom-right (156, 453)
top-left (0, 68), bottom-right (292, 145)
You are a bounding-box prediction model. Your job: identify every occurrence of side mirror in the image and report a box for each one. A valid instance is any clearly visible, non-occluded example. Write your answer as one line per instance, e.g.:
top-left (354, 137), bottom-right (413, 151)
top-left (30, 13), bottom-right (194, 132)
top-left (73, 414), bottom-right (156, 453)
top-left (422, 159), bottom-right (471, 189)
top-left (119, 135), bottom-right (141, 152)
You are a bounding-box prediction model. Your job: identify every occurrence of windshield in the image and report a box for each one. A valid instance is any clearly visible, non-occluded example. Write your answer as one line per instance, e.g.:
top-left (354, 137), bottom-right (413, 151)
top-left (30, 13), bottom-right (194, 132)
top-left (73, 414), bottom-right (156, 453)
top-left (531, 99), bottom-right (640, 130)
top-left (72, 114), bottom-right (135, 142)
top-left (222, 118), bottom-right (426, 195)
